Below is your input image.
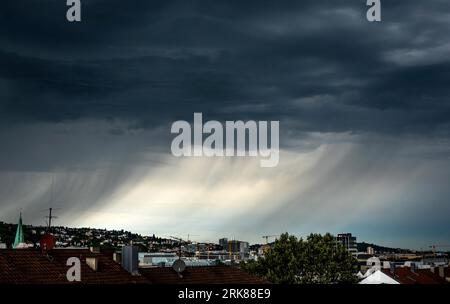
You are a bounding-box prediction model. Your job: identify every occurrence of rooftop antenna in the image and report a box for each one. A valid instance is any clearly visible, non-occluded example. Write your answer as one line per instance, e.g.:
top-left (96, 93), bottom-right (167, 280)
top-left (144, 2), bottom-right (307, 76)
top-left (163, 235), bottom-right (185, 258)
top-left (44, 174), bottom-right (59, 231)
top-left (45, 207), bottom-right (58, 230)
top-left (41, 206), bottom-right (59, 254)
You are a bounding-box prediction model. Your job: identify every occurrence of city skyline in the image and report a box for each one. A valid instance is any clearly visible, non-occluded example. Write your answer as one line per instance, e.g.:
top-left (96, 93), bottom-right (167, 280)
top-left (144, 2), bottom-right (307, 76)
top-left (0, 215), bottom-right (428, 255)
top-left (0, 211), bottom-right (443, 251)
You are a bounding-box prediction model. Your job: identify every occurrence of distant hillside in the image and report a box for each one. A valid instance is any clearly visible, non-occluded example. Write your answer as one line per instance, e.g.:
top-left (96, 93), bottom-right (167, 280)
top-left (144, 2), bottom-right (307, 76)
top-left (357, 242), bottom-right (413, 254)
top-left (0, 221), bottom-right (165, 250)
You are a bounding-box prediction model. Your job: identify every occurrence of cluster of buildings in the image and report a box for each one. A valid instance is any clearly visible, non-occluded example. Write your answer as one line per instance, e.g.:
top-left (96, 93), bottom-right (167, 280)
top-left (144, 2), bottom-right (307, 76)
top-left (1, 214), bottom-right (449, 284)
top-left (0, 214), bottom-right (267, 284)
top-left (0, 245), bottom-right (268, 284)
top-left (0, 218), bottom-right (194, 250)
top-left (335, 233), bottom-right (450, 284)
top-left (1, 214), bottom-right (260, 274)
top-left (358, 260), bottom-right (450, 284)
top-left (138, 238), bottom-right (251, 268)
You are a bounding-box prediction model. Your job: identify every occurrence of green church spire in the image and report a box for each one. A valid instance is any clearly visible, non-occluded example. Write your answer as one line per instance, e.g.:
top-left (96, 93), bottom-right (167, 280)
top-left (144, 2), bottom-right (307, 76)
top-left (13, 212), bottom-right (25, 249)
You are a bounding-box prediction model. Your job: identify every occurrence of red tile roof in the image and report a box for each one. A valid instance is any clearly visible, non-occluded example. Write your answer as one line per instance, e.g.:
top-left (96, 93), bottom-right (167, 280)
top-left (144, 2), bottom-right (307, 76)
top-left (444, 267), bottom-right (450, 278)
top-left (1, 249), bottom-right (268, 284)
top-left (417, 269), bottom-right (448, 284)
top-left (139, 265), bottom-right (269, 284)
top-left (0, 249), bottom-right (149, 284)
top-left (382, 267), bottom-right (447, 284)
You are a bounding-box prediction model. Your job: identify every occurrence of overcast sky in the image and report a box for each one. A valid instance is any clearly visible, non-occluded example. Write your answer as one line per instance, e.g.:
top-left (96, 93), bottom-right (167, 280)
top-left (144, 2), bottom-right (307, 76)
top-left (1, 0), bottom-right (450, 249)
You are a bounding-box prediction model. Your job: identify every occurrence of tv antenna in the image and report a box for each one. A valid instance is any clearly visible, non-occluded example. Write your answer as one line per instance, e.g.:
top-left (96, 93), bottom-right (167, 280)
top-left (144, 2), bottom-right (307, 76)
top-left (45, 207), bottom-right (59, 230)
top-left (43, 173), bottom-right (61, 230)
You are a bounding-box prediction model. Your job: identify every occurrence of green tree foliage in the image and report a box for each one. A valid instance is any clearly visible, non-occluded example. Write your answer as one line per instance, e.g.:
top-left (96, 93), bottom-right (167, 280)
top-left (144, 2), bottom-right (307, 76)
top-left (242, 233), bottom-right (357, 284)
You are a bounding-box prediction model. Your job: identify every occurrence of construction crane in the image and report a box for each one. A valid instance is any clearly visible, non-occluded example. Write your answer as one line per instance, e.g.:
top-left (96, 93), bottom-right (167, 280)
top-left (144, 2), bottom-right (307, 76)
top-left (429, 244), bottom-right (450, 257)
top-left (163, 236), bottom-right (187, 258)
top-left (186, 234), bottom-right (199, 243)
top-left (165, 235), bottom-right (185, 243)
top-left (262, 235), bottom-right (278, 244)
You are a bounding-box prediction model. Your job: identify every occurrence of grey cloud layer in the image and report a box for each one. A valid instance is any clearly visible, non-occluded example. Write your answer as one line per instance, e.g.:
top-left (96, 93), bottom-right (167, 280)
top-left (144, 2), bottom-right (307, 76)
top-left (1, 0), bottom-right (450, 135)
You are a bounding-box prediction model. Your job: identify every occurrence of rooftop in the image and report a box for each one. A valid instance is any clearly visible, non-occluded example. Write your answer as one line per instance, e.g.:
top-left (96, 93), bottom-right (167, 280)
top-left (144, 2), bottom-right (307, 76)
top-left (139, 265), bottom-right (269, 284)
top-left (382, 267), bottom-right (448, 284)
top-left (0, 249), bottom-right (148, 284)
top-left (0, 249), bottom-right (268, 284)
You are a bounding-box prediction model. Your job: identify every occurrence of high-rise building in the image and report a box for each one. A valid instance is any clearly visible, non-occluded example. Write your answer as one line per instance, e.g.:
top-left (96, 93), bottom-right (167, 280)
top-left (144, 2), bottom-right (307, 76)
top-left (219, 238), bottom-right (228, 250)
top-left (239, 241), bottom-right (249, 254)
top-left (336, 233), bottom-right (357, 253)
top-left (227, 240), bottom-right (249, 254)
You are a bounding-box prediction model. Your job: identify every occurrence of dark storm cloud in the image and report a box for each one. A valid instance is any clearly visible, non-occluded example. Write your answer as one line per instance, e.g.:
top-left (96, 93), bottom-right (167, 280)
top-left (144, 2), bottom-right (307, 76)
top-left (1, 0), bottom-right (450, 136)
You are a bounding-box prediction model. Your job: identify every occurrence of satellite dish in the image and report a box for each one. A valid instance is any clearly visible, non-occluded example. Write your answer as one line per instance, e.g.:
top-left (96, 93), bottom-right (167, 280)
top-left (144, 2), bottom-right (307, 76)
top-left (40, 233), bottom-right (56, 251)
top-left (172, 259), bottom-right (186, 274)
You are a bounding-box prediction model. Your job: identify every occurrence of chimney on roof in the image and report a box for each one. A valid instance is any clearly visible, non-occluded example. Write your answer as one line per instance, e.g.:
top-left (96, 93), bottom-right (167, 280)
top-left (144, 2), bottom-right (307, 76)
top-left (438, 266), bottom-right (445, 278)
top-left (390, 263), bottom-right (396, 275)
top-left (113, 252), bottom-right (122, 264)
top-left (89, 246), bottom-right (100, 254)
top-left (121, 246), bottom-right (139, 275)
top-left (86, 257), bottom-right (99, 271)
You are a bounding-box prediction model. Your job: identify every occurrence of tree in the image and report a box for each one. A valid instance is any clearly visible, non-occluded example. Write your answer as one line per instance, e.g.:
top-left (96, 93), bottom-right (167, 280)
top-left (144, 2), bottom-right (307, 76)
top-left (242, 233), bottom-right (357, 284)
